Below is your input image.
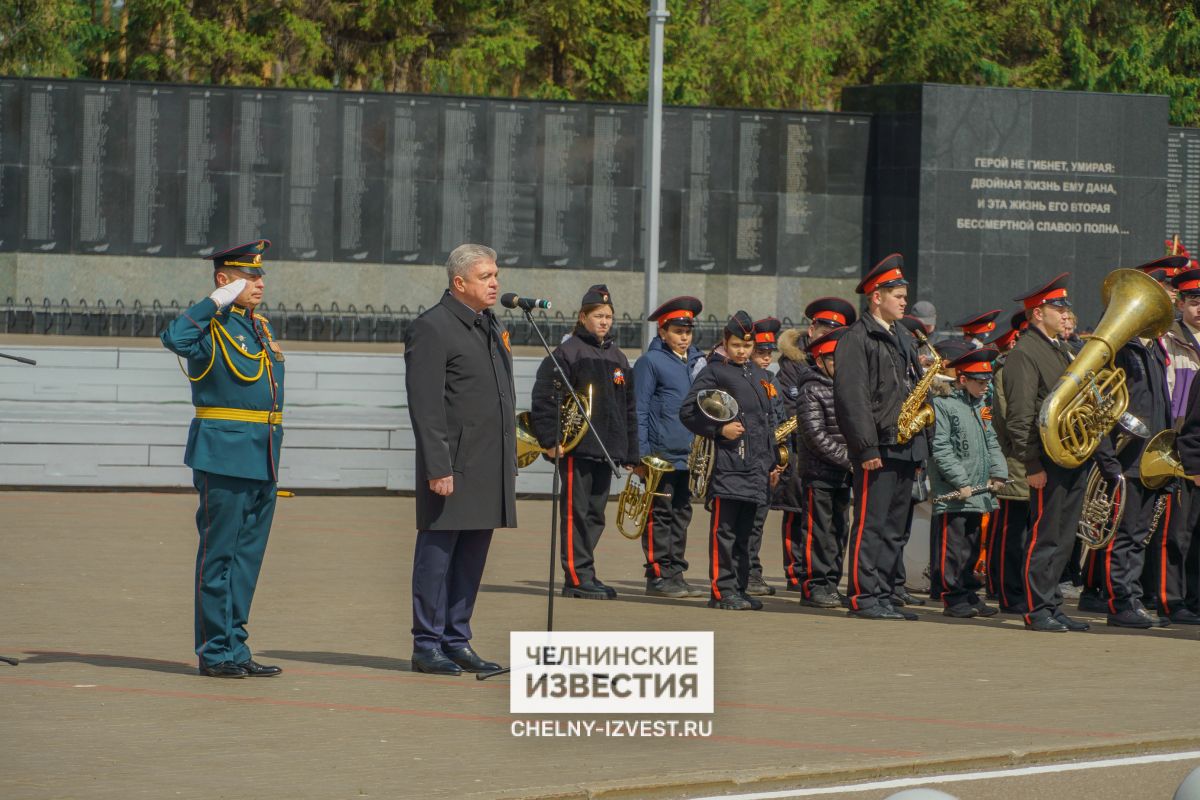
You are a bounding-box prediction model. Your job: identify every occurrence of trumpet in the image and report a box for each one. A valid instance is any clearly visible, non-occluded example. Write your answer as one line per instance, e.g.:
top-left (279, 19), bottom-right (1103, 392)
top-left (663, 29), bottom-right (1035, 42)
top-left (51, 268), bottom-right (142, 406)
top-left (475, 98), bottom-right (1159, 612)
top-left (687, 389), bottom-right (740, 499)
top-left (515, 385), bottom-right (592, 468)
top-left (616, 456), bottom-right (674, 539)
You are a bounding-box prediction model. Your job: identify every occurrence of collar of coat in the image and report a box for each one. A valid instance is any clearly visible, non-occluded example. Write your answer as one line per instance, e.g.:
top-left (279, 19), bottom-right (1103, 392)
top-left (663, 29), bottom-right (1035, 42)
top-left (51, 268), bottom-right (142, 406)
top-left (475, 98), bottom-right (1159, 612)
top-left (574, 327), bottom-right (613, 348)
top-left (440, 290), bottom-right (491, 328)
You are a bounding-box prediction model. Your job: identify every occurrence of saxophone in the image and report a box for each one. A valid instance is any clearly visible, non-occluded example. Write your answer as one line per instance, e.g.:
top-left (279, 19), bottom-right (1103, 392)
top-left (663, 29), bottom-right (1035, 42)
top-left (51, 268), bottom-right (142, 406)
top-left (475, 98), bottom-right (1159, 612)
top-left (896, 329), bottom-right (941, 444)
top-left (773, 415), bottom-right (799, 468)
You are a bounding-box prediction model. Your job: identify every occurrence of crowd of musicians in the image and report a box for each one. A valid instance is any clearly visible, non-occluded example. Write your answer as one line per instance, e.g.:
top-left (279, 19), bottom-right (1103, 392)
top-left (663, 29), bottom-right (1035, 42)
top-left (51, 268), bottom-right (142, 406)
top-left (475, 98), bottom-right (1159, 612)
top-left (527, 245), bottom-right (1200, 632)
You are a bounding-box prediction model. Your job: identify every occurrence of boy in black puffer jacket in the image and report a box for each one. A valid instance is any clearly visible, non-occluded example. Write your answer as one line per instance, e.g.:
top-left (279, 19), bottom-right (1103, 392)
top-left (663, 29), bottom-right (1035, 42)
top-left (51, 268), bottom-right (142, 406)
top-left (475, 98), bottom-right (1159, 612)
top-left (792, 327), bottom-right (853, 607)
top-left (681, 311), bottom-right (781, 610)
top-left (531, 284), bottom-right (639, 600)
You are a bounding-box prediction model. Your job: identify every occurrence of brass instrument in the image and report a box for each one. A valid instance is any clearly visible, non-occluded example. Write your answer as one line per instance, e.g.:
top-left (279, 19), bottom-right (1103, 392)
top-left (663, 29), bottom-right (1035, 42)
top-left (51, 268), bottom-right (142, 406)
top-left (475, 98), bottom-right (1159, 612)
top-left (1078, 412), bottom-right (1148, 550)
top-left (687, 389), bottom-right (740, 499)
top-left (615, 455), bottom-right (674, 539)
top-left (1038, 269), bottom-right (1173, 468)
top-left (1139, 429), bottom-right (1195, 489)
top-left (774, 415), bottom-right (798, 468)
top-left (896, 329), bottom-right (942, 444)
top-left (514, 385), bottom-right (592, 469)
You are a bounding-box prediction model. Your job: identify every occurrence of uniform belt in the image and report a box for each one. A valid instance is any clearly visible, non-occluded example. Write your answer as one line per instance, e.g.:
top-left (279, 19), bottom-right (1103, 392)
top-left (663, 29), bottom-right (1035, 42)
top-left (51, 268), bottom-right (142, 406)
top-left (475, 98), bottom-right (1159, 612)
top-left (195, 406), bottom-right (283, 425)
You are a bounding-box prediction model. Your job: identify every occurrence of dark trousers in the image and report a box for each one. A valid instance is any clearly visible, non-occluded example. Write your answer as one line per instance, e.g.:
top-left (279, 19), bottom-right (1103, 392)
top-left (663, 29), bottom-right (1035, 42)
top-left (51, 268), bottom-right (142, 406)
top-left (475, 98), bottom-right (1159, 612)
top-left (411, 529), bottom-right (493, 652)
top-left (642, 469), bottom-right (692, 579)
top-left (992, 498), bottom-right (1030, 613)
top-left (1095, 480), bottom-right (1162, 613)
top-left (748, 502), bottom-right (768, 581)
top-left (891, 498), bottom-right (917, 594)
top-left (559, 456), bottom-right (611, 587)
top-left (708, 496), bottom-right (758, 600)
top-left (846, 460), bottom-right (917, 611)
top-left (1150, 484), bottom-right (1199, 616)
top-left (192, 470), bottom-right (276, 667)
top-left (931, 511), bottom-right (985, 608)
top-left (1083, 544), bottom-right (1104, 593)
top-left (1022, 462), bottom-right (1088, 622)
top-left (784, 483), bottom-right (850, 598)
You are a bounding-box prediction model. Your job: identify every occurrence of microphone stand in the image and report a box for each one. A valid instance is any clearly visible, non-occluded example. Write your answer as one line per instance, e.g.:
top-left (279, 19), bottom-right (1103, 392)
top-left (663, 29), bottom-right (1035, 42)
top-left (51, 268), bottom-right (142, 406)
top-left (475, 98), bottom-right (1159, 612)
top-left (478, 310), bottom-right (622, 682)
top-left (0, 352), bottom-right (33, 665)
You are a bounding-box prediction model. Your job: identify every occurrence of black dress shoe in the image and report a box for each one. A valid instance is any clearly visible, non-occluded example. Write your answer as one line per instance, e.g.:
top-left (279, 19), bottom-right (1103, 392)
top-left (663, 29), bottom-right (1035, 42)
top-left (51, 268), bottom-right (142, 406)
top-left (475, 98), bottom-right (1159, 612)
top-left (943, 603), bottom-right (979, 618)
top-left (884, 602), bottom-right (919, 620)
top-left (1054, 611), bottom-right (1091, 631)
top-left (1076, 590), bottom-right (1109, 614)
top-left (1169, 608), bottom-right (1200, 625)
top-left (238, 659), bottom-right (282, 677)
top-left (199, 661), bottom-right (247, 678)
top-left (972, 603), bottom-right (999, 617)
top-left (1107, 609), bottom-right (1153, 629)
top-left (707, 594), bottom-right (752, 610)
top-left (801, 589), bottom-right (842, 609)
top-left (443, 646), bottom-right (501, 673)
top-left (892, 589), bottom-right (926, 607)
top-left (646, 577), bottom-right (689, 598)
top-left (592, 579), bottom-right (618, 599)
top-left (411, 649), bottom-right (463, 675)
top-left (562, 581), bottom-right (610, 599)
top-left (848, 605), bottom-right (905, 620)
top-left (1025, 615), bottom-right (1068, 632)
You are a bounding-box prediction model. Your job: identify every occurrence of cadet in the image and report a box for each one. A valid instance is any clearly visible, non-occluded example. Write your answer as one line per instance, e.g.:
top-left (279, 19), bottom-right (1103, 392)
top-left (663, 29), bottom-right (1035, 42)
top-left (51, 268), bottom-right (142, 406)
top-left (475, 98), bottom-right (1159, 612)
top-left (160, 240), bottom-right (285, 678)
top-left (635, 296), bottom-right (707, 598)
top-left (747, 317), bottom-right (787, 596)
top-left (952, 309), bottom-right (1003, 349)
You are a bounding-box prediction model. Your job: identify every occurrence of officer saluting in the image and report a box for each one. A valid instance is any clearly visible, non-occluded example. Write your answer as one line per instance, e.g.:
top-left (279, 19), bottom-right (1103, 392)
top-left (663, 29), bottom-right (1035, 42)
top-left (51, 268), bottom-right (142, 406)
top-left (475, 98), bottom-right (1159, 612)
top-left (160, 240), bottom-right (285, 678)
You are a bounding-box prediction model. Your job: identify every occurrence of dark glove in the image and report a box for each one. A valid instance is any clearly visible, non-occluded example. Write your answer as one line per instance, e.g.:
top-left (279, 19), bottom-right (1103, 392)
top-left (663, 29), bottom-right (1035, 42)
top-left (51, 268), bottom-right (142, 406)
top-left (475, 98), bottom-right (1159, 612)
top-left (1094, 455), bottom-right (1122, 484)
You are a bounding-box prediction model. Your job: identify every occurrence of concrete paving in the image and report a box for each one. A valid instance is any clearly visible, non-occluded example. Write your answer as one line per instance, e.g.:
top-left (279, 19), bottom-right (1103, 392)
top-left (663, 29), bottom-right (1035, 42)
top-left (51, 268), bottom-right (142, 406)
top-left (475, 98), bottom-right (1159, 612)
top-left (1, 491), bottom-right (1197, 800)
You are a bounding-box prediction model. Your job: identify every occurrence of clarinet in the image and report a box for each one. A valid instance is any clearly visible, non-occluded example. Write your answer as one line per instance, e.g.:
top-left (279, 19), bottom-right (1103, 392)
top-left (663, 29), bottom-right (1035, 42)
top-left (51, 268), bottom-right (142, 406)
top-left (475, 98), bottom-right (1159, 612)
top-left (931, 482), bottom-right (1008, 504)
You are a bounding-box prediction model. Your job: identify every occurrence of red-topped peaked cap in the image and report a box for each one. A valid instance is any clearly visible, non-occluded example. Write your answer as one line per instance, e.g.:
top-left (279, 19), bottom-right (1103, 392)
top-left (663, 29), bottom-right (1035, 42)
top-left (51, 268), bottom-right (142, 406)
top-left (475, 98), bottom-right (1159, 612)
top-left (648, 296), bottom-right (703, 327)
top-left (752, 317), bottom-right (782, 350)
top-left (855, 253), bottom-right (907, 295)
top-left (804, 296), bottom-right (857, 328)
top-left (952, 309), bottom-right (1003, 336)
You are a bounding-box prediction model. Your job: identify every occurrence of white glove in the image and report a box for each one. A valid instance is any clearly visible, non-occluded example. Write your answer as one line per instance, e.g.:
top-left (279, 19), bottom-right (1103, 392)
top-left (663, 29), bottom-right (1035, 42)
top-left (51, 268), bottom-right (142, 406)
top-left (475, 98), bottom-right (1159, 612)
top-left (209, 278), bottom-right (247, 308)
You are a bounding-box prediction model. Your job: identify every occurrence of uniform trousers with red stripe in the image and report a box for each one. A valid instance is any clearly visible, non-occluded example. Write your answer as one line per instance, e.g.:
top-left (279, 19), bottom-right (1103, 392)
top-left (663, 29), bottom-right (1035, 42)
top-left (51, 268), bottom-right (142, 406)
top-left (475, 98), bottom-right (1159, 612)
top-left (1151, 483), bottom-right (1199, 617)
top-left (708, 496), bottom-right (759, 600)
top-left (845, 460), bottom-right (918, 611)
top-left (1023, 461), bottom-right (1088, 622)
top-left (991, 498), bottom-right (1030, 613)
top-left (781, 500), bottom-right (807, 591)
top-left (1082, 545), bottom-right (1104, 594)
top-left (930, 511), bottom-right (985, 608)
top-left (1094, 479), bottom-right (1163, 613)
top-left (748, 502), bottom-right (768, 582)
top-left (641, 469), bottom-right (693, 580)
top-left (891, 497), bottom-right (917, 596)
top-left (791, 482), bottom-right (850, 598)
top-left (558, 456), bottom-right (612, 587)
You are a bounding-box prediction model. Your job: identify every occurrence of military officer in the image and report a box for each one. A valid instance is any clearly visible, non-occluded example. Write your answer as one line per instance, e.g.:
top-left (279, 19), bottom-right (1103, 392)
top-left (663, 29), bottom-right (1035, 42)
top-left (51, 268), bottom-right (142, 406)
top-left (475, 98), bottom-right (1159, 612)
top-left (160, 239), bottom-right (285, 678)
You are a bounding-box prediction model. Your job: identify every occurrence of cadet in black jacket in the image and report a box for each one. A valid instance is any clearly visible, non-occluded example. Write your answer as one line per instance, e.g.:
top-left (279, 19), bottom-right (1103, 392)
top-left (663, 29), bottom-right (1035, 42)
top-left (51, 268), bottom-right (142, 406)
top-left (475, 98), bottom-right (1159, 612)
top-left (680, 311), bottom-right (780, 610)
top-left (833, 254), bottom-right (930, 620)
top-left (793, 326), bottom-right (853, 607)
top-left (531, 284), bottom-right (639, 599)
top-left (746, 317), bottom-right (788, 597)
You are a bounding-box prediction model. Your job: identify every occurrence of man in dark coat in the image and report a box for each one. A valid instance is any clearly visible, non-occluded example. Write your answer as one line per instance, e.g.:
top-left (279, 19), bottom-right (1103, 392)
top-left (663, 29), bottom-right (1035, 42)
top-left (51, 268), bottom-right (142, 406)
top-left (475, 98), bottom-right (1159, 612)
top-left (1000, 273), bottom-right (1090, 632)
top-left (404, 243), bottom-right (517, 675)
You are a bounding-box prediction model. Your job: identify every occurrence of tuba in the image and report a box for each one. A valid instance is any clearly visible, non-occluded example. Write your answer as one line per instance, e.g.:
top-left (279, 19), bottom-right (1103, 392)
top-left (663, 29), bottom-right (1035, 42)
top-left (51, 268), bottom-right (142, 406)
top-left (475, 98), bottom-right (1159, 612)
top-left (896, 330), bottom-right (942, 444)
top-left (687, 389), bottom-right (740, 499)
top-left (615, 456), bottom-right (674, 539)
top-left (1077, 412), bottom-right (1148, 550)
top-left (1139, 429), bottom-right (1195, 489)
top-left (1038, 269), bottom-right (1174, 469)
top-left (514, 385), bottom-right (592, 469)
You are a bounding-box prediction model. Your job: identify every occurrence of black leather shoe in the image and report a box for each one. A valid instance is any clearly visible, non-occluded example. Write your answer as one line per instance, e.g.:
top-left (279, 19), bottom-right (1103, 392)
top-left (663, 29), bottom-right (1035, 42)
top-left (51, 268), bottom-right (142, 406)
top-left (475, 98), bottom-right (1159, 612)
top-left (801, 590), bottom-right (842, 608)
top-left (1054, 611), bottom-right (1091, 631)
top-left (848, 605), bottom-right (905, 620)
top-left (1025, 615), bottom-right (1068, 632)
top-left (199, 661), bottom-right (247, 678)
top-left (411, 649), bottom-right (463, 676)
top-left (707, 594), bottom-right (752, 610)
top-left (1076, 589), bottom-right (1109, 614)
top-left (1107, 609), bottom-right (1153, 629)
top-left (562, 581), bottom-right (610, 599)
top-left (443, 646), bottom-right (501, 673)
top-left (1169, 608), bottom-right (1200, 625)
top-left (892, 588), bottom-right (926, 607)
top-left (745, 576), bottom-right (776, 596)
top-left (592, 579), bottom-right (618, 599)
top-left (943, 603), bottom-right (979, 618)
top-left (646, 577), bottom-right (689, 598)
top-left (885, 602), bottom-right (919, 620)
top-left (738, 592), bottom-right (764, 610)
top-left (238, 659), bottom-right (282, 677)
top-left (972, 603), bottom-right (999, 617)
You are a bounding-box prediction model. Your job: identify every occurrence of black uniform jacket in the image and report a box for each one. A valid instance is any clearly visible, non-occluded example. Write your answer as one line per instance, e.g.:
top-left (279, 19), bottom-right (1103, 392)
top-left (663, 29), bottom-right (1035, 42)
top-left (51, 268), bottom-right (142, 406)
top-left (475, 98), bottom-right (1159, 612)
top-left (1178, 374), bottom-right (1200, 476)
top-left (832, 313), bottom-right (929, 463)
top-left (1094, 337), bottom-right (1171, 479)
top-left (998, 325), bottom-right (1072, 476)
top-left (680, 353), bottom-right (779, 507)
top-left (530, 327), bottom-right (639, 466)
top-left (405, 291), bottom-right (518, 531)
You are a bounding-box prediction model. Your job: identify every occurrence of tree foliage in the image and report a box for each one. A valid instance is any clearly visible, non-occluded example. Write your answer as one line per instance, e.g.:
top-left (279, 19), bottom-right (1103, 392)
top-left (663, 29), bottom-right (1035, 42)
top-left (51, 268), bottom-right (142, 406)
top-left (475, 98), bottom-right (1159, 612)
top-left (1, 0), bottom-right (1197, 125)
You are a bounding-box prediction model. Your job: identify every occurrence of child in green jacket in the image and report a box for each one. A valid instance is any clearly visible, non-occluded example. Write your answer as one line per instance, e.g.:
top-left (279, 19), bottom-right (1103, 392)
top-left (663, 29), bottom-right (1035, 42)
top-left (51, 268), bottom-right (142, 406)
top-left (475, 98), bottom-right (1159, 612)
top-left (929, 347), bottom-right (1008, 618)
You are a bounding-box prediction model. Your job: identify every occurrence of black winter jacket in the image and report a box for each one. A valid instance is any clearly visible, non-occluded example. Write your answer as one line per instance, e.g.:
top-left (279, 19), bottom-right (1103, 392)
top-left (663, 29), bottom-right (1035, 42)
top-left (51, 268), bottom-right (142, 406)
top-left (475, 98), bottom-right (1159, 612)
top-left (793, 365), bottom-right (851, 485)
top-left (680, 354), bottom-right (778, 507)
top-left (531, 328), bottom-right (639, 465)
top-left (1093, 337), bottom-right (1171, 480)
top-left (833, 313), bottom-right (930, 463)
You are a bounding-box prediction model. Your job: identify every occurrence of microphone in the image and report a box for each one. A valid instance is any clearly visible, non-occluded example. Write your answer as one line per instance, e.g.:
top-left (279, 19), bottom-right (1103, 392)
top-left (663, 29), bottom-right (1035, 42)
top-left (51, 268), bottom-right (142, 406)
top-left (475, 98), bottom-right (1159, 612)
top-left (500, 293), bottom-right (552, 311)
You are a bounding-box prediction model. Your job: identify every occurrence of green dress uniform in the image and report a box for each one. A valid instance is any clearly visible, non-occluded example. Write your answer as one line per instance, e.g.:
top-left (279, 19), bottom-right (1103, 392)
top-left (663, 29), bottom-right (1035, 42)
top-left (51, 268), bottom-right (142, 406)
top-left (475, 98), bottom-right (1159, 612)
top-left (160, 240), bottom-right (285, 674)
